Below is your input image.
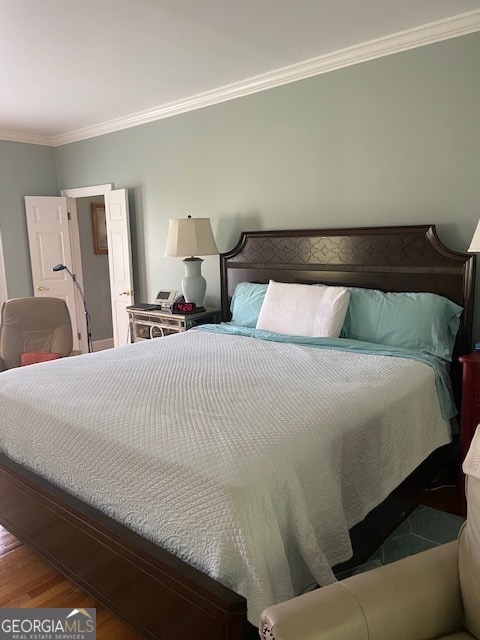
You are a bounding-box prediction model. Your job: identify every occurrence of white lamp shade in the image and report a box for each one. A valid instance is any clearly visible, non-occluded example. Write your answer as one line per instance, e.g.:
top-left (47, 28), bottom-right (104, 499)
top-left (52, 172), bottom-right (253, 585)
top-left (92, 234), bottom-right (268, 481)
top-left (164, 217), bottom-right (218, 257)
top-left (468, 219), bottom-right (480, 252)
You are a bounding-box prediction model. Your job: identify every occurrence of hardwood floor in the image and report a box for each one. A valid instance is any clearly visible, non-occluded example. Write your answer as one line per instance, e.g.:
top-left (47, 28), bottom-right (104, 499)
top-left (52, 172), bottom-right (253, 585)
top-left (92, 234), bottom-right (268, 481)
top-left (0, 527), bottom-right (142, 639)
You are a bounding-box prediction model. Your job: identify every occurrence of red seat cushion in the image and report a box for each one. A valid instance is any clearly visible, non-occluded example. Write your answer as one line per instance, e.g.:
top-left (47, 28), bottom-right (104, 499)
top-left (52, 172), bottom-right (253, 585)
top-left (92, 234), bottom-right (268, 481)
top-left (21, 352), bottom-right (61, 366)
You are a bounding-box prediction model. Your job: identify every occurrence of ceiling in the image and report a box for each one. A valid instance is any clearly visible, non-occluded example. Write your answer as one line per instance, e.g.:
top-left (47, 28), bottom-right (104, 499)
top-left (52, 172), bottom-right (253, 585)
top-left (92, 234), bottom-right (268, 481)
top-left (1, 0), bottom-right (480, 145)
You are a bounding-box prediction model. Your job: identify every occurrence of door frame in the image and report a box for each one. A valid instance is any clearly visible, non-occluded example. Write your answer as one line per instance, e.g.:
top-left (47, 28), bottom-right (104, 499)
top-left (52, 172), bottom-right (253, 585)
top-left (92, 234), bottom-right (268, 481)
top-left (61, 184), bottom-right (113, 353)
top-left (0, 231), bottom-right (8, 306)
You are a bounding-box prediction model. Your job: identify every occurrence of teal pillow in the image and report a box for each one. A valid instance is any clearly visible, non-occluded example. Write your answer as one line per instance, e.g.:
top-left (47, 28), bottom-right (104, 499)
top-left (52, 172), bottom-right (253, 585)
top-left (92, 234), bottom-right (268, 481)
top-left (230, 282), bottom-right (268, 327)
top-left (341, 288), bottom-right (463, 361)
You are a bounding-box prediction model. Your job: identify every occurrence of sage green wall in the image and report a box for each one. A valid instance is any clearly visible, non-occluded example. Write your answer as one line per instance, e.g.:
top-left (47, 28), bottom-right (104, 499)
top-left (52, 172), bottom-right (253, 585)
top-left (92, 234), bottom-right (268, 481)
top-left (0, 140), bottom-right (57, 297)
top-left (2, 33), bottom-right (480, 341)
top-left (54, 33), bottom-right (480, 339)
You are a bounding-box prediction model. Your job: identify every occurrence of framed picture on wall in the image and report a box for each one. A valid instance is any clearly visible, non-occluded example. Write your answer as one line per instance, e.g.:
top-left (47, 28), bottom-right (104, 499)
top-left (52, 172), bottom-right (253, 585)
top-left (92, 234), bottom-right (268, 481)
top-left (91, 203), bottom-right (108, 255)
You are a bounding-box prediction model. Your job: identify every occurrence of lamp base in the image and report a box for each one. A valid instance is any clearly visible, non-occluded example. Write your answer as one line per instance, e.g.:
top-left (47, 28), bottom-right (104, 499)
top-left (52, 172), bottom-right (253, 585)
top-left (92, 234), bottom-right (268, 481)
top-left (182, 258), bottom-right (206, 307)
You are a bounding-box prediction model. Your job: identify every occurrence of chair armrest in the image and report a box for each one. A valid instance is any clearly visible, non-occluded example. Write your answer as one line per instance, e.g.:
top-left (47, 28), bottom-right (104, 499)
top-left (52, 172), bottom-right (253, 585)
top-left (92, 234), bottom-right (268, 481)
top-left (260, 542), bottom-right (463, 640)
top-left (261, 581), bottom-right (369, 640)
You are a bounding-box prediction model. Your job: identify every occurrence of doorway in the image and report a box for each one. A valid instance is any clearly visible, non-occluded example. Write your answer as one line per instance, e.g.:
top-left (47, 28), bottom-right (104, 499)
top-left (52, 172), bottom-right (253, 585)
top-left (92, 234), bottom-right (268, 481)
top-left (63, 185), bottom-right (134, 351)
top-left (0, 231), bottom-right (7, 306)
top-left (75, 195), bottom-right (113, 351)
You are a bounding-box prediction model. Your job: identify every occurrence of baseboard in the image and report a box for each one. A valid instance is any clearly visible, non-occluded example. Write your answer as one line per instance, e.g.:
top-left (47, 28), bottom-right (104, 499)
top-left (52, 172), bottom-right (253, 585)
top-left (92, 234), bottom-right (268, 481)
top-left (92, 338), bottom-right (114, 352)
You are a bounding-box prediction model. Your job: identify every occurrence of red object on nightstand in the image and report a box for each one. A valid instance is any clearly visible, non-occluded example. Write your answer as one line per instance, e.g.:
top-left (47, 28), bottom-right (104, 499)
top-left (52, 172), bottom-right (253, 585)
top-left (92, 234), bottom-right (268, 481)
top-left (458, 352), bottom-right (480, 514)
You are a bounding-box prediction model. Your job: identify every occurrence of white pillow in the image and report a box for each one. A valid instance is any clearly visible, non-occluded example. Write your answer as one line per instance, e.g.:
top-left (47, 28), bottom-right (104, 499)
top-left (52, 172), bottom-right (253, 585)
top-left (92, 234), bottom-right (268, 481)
top-left (256, 281), bottom-right (350, 338)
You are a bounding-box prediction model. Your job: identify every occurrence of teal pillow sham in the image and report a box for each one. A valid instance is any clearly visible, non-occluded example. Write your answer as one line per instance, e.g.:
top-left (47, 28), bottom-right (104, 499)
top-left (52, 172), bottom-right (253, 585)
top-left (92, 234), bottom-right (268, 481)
top-left (341, 288), bottom-right (463, 361)
top-left (230, 282), bottom-right (268, 327)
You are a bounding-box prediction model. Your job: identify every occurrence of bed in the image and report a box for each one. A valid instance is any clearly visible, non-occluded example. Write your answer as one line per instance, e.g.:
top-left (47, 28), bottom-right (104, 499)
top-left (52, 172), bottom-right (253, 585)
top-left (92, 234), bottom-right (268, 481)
top-left (0, 225), bottom-right (474, 640)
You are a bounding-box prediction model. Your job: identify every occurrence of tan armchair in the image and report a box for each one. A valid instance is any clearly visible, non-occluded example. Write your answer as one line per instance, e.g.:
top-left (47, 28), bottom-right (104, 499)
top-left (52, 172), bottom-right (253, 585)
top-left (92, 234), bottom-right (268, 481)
top-left (260, 429), bottom-right (480, 640)
top-left (0, 297), bottom-right (78, 371)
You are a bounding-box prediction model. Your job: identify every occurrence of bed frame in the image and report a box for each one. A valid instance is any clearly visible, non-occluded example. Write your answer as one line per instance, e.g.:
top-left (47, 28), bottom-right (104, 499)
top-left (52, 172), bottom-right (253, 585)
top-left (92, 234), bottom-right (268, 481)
top-left (0, 225), bottom-right (474, 640)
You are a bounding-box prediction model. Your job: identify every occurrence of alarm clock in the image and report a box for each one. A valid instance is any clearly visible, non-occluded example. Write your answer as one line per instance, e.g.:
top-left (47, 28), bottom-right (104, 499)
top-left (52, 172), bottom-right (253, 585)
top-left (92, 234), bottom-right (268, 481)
top-left (172, 301), bottom-right (205, 314)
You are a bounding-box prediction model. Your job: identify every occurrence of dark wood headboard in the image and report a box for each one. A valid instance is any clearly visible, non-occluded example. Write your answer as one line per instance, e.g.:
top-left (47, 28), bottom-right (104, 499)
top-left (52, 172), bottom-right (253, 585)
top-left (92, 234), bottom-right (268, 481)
top-left (220, 225), bottom-right (475, 406)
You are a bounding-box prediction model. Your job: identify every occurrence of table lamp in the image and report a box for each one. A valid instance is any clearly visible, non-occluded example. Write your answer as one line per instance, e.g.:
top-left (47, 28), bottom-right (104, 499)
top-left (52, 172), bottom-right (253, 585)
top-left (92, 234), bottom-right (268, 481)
top-left (468, 219), bottom-right (480, 252)
top-left (164, 215), bottom-right (218, 308)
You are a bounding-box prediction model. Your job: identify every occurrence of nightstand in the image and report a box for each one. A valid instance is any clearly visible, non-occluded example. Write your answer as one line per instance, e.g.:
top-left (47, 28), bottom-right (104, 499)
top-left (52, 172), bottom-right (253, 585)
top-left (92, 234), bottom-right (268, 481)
top-left (458, 351), bottom-right (480, 514)
top-left (127, 307), bottom-right (221, 343)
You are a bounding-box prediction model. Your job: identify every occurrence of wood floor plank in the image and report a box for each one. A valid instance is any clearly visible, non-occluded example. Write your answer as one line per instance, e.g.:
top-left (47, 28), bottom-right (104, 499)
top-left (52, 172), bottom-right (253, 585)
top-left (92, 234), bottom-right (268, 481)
top-left (0, 526), bottom-right (21, 557)
top-left (0, 526), bottom-right (142, 638)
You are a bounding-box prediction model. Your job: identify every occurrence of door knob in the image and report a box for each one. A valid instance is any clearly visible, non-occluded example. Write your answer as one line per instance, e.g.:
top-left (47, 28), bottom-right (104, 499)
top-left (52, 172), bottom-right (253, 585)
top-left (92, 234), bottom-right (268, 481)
top-left (37, 285), bottom-right (50, 291)
top-left (120, 290), bottom-right (134, 296)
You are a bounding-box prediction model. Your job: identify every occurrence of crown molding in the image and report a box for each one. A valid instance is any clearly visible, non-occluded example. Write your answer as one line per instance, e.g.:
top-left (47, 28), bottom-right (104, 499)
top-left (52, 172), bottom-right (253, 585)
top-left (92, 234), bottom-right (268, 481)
top-left (5, 9), bottom-right (480, 147)
top-left (0, 129), bottom-right (52, 146)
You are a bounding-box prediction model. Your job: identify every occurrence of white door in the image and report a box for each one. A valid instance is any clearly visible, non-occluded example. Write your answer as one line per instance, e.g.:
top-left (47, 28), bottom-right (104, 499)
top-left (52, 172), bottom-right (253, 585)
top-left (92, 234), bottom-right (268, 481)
top-left (104, 189), bottom-right (134, 347)
top-left (24, 196), bottom-right (82, 351)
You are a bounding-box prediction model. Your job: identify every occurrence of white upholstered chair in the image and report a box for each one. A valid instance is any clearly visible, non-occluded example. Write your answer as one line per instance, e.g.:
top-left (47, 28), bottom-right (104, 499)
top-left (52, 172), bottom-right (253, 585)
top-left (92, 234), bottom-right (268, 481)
top-left (0, 297), bottom-right (78, 371)
top-left (260, 428), bottom-right (480, 640)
